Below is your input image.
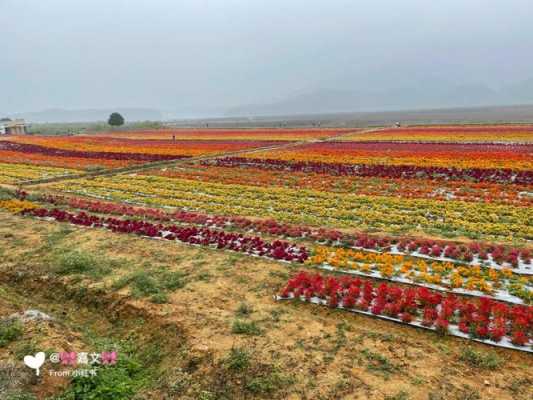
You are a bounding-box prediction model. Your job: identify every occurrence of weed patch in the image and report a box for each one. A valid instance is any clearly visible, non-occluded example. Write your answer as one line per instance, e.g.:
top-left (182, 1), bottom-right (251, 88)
top-left (0, 319), bottom-right (23, 347)
top-left (231, 320), bottom-right (262, 336)
top-left (459, 348), bottom-right (503, 370)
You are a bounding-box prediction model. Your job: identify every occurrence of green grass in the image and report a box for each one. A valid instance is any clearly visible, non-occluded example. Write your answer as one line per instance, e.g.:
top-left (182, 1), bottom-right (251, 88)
top-left (459, 348), bottom-right (503, 370)
top-left (245, 372), bottom-right (292, 395)
top-left (54, 250), bottom-right (111, 278)
top-left (54, 353), bottom-right (145, 400)
top-left (0, 319), bottom-right (23, 347)
top-left (26, 121), bottom-right (164, 136)
top-left (360, 348), bottom-right (397, 379)
top-left (0, 187), bottom-right (15, 200)
top-left (385, 391), bottom-right (410, 400)
top-left (224, 347), bottom-right (251, 371)
top-left (231, 320), bottom-right (262, 336)
top-left (235, 302), bottom-right (253, 318)
top-left (111, 269), bottom-right (187, 303)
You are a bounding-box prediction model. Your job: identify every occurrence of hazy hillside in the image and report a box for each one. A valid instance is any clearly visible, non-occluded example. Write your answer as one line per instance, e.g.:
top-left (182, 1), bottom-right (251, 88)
top-left (226, 79), bottom-right (533, 117)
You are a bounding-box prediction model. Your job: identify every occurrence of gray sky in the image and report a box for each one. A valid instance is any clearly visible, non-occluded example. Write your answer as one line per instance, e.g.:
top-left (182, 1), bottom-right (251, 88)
top-left (2, 0), bottom-right (533, 115)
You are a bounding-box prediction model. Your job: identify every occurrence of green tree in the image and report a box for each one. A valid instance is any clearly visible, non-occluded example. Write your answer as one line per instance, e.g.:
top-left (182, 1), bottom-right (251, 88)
top-left (108, 112), bottom-right (125, 127)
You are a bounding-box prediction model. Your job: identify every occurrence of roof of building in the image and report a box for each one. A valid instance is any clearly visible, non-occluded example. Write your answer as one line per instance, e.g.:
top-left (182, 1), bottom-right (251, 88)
top-left (0, 119), bottom-right (26, 127)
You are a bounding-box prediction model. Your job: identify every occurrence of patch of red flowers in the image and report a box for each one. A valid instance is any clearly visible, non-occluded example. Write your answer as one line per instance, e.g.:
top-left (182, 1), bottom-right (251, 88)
top-left (279, 271), bottom-right (532, 348)
top-left (205, 156), bottom-right (533, 185)
top-left (37, 194), bottom-right (532, 269)
top-left (25, 207), bottom-right (309, 263)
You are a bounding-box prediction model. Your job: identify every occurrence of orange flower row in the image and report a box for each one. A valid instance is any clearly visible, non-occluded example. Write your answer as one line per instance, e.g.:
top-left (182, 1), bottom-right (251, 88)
top-left (342, 125), bottom-right (533, 143)
top-left (0, 150), bottom-right (135, 170)
top-left (6, 136), bottom-right (281, 157)
top-left (245, 142), bottom-right (533, 170)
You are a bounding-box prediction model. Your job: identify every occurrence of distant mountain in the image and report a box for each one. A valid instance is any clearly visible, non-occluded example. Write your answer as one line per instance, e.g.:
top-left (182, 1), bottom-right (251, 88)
top-left (9, 78), bottom-right (533, 122)
top-left (11, 108), bottom-right (163, 123)
top-left (225, 81), bottom-right (529, 117)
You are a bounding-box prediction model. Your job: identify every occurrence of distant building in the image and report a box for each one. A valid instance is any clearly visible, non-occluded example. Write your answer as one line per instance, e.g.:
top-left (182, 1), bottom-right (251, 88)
top-left (0, 119), bottom-right (27, 135)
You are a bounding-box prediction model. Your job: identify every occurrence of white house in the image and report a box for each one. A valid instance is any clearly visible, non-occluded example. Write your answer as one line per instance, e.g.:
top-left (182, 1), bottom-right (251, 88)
top-left (0, 119), bottom-right (27, 135)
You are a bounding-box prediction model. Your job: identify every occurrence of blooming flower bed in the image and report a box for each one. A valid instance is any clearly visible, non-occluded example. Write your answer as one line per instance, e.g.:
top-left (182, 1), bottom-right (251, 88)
top-left (206, 157), bottom-right (533, 185)
top-left (23, 207), bottom-right (309, 263)
top-left (0, 135), bottom-right (287, 171)
top-left (0, 162), bottom-right (76, 185)
top-left (277, 271), bottom-right (532, 352)
top-left (0, 140), bottom-right (186, 162)
top-left (241, 142), bottom-right (533, 171)
top-left (340, 125), bottom-right (533, 143)
top-left (0, 199), bottom-right (39, 214)
top-left (307, 246), bottom-right (532, 304)
top-left (143, 164), bottom-right (533, 207)
top-left (47, 174), bottom-right (533, 243)
top-left (36, 194), bottom-right (533, 272)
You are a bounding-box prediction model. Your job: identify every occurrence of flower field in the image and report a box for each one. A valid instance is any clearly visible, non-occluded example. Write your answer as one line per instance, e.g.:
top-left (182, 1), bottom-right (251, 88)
top-left (0, 136), bottom-right (287, 172)
top-left (239, 142), bottom-right (533, 170)
top-left (2, 125), bottom-right (532, 352)
top-left (0, 162), bottom-right (76, 185)
top-left (45, 174), bottom-right (533, 243)
top-left (340, 125), bottom-right (533, 143)
top-left (87, 128), bottom-right (356, 141)
top-left (0, 129), bottom-right (324, 182)
top-left (278, 271), bottom-right (532, 351)
top-left (145, 164), bottom-right (532, 206)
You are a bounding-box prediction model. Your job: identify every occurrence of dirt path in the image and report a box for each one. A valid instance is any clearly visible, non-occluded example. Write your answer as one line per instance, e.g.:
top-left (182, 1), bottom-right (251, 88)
top-left (18, 127), bottom-right (380, 187)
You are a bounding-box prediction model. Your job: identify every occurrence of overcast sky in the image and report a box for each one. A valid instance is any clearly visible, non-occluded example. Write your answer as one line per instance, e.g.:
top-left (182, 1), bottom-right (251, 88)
top-left (2, 0), bottom-right (532, 114)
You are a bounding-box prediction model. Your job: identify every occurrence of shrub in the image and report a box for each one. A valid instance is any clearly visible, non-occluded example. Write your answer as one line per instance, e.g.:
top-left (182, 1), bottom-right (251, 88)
top-left (0, 319), bottom-right (23, 347)
top-left (56, 356), bottom-right (143, 400)
top-left (224, 347), bottom-right (250, 371)
top-left (231, 320), bottom-right (262, 336)
top-left (55, 251), bottom-right (109, 277)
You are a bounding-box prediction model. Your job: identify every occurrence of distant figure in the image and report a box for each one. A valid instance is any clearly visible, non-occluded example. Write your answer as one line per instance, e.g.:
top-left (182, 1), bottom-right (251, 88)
top-left (172, 134), bottom-right (176, 141)
top-left (395, 122), bottom-right (401, 128)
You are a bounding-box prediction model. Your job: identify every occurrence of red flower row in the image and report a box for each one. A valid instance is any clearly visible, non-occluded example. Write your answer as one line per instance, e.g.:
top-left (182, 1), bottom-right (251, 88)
top-left (279, 271), bottom-right (532, 348)
top-left (206, 157), bottom-right (533, 185)
top-left (0, 140), bottom-right (186, 162)
top-left (25, 207), bottom-right (309, 263)
top-left (36, 194), bottom-right (532, 269)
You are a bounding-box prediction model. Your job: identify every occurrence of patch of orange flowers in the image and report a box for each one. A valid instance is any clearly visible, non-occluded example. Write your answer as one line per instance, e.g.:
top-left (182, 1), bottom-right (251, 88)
top-left (0, 150), bottom-right (135, 170)
top-left (246, 142), bottom-right (533, 170)
top-left (341, 125), bottom-right (533, 143)
top-left (5, 136), bottom-right (280, 157)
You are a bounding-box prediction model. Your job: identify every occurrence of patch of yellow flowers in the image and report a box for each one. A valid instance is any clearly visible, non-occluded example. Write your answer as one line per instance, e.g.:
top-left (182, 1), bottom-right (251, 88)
top-left (0, 162), bottom-right (74, 185)
top-left (47, 173), bottom-right (533, 243)
top-left (0, 199), bottom-right (39, 214)
top-left (307, 246), bottom-right (532, 303)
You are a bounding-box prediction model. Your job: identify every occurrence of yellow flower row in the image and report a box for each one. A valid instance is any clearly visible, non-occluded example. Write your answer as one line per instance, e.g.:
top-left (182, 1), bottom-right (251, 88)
top-left (0, 162), bottom-right (74, 185)
top-left (47, 174), bottom-right (533, 243)
top-left (0, 199), bottom-right (39, 214)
